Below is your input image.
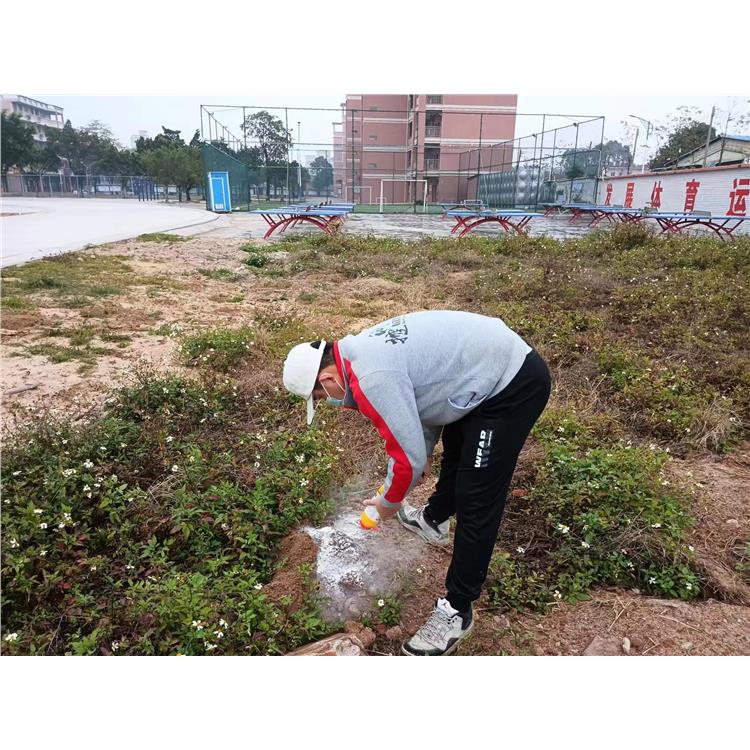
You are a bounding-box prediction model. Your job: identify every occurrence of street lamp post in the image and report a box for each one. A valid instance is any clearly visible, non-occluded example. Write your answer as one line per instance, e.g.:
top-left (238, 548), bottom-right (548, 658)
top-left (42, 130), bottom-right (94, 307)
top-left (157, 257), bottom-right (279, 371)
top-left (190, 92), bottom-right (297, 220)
top-left (628, 115), bottom-right (654, 172)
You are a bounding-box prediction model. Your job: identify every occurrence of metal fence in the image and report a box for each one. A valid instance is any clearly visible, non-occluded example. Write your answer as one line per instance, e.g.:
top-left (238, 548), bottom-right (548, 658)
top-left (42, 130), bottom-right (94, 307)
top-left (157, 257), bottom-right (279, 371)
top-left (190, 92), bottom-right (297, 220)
top-left (467, 117), bottom-right (605, 208)
top-left (1, 173), bottom-right (205, 202)
top-left (199, 102), bottom-right (605, 213)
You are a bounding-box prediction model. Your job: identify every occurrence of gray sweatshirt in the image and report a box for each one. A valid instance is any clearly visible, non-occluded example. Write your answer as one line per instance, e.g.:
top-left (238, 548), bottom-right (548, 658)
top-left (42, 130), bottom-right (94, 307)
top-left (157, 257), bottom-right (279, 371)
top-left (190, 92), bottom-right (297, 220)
top-left (333, 310), bottom-right (531, 507)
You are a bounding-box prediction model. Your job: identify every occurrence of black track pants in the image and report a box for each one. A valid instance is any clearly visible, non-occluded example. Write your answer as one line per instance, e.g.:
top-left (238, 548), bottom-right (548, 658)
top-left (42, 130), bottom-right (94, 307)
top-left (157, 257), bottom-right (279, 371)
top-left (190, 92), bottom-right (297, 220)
top-left (426, 349), bottom-right (551, 613)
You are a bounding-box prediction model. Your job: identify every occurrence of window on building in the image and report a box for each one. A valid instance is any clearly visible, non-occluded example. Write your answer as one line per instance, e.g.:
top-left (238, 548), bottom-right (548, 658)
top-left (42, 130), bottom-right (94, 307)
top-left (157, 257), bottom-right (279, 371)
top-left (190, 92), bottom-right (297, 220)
top-left (368, 163), bottom-right (377, 169)
top-left (369, 135), bottom-right (377, 141)
top-left (369, 106), bottom-right (378, 111)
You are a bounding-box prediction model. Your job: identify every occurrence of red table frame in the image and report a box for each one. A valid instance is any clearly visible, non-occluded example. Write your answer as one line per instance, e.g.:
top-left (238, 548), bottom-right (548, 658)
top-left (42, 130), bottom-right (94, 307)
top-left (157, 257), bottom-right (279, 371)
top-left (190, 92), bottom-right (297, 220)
top-left (645, 215), bottom-right (748, 239)
top-left (449, 214), bottom-right (536, 237)
top-left (257, 211), bottom-right (346, 239)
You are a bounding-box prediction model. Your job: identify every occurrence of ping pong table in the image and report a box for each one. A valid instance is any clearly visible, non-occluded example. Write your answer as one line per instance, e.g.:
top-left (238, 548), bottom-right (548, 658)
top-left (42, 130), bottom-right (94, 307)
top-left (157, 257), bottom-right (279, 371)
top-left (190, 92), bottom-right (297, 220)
top-left (446, 209), bottom-right (543, 237)
top-left (564, 203), bottom-right (643, 226)
top-left (540, 202), bottom-right (567, 216)
top-left (251, 203), bottom-right (355, 239)
top-left (640, 212), bottom-right (750, 239)
top-left (439, 200), bottom-right (485, 216)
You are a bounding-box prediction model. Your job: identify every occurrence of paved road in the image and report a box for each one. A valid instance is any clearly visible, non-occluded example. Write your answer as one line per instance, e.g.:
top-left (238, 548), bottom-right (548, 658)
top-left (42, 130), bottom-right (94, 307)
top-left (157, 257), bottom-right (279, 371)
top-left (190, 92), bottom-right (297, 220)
top-left (1, 197), bottom-right (219, 268)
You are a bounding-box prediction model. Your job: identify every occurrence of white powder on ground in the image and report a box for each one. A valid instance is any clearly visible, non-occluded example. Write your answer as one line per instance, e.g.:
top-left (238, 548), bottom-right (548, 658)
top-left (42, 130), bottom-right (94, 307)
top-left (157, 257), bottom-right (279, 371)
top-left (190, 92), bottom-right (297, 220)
top-left (305, 489), bottom-right (424, 622)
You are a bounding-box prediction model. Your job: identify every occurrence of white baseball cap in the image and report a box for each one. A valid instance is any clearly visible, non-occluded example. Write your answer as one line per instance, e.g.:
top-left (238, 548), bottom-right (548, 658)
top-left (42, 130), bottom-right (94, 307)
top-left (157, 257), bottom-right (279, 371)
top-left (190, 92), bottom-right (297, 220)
top-left (283, 340), bottom-right (327, 425)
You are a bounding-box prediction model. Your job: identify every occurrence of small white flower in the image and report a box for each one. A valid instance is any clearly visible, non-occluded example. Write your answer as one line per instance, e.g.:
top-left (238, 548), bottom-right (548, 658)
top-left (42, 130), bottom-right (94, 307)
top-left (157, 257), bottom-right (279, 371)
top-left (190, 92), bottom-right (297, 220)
top-left (377, 599), bottom-right (385, 607)
top-left (10, 538), bottom-right (19, 549)
top-left (299, 479), bottom-right (309, 487)
top-left (125, 564), bottom-right (134, 571)
top-left (254, 462), bottom-right (260, 469)
top-left (12, 471), bottom-right (21, 476)
top-left (39, 523), bottom-right (48, 529)
top-left (581, 541), bottom-right (591, 549)
top-left (192, 620), bottom-right (204, 630)
top-left (83, 485), bottom-right (91, 492)
top-left (213, 630), bottom-right (224, 638)
top-left (556, 524), bottom-right (570, 534)
top-left (99, 446), bottom-right (107, 452)
top-left (648, 577), bottom-right (657, 584)
top-left (39, 550), bottom-right (47, 557)
top-left (4, 632), bottom-right (19, 642)
top-left (62, 439), bottom-right (68, 445)
top-left (62, 469), bottom-right (76, 478)
top-left (219, 618), bottom-right (228, 628)
top-left (171, 465), bottom-right (179, 473)
top-left (204, 642), bottom-right (217, 651)
top-left (295, 454), bottom-right (305, 463)
top-left (651, 523), bottom-right (662, 528)
top-left (166, 436), bottom-right (174, 443)
top-left (516, 546), bottom-right (526, 554)
top-left (91, 566), bottom-right (97, 572)
top-left (553, 590), bottom-right (562, 600)
top-left (557, 426), bottom-right (565, 433)
top-left (416, 567), bottom-right (423, 574)
top-left (34, 508), bottom-right (43, 515)
top-left (685, 582), bottom-right (693, 590)
top-left (688, 545), bottom-right (694, 552)
top-left (111, 641), bottom-right (120, 652)
top-left (254, 583), bottom-right (263, 590)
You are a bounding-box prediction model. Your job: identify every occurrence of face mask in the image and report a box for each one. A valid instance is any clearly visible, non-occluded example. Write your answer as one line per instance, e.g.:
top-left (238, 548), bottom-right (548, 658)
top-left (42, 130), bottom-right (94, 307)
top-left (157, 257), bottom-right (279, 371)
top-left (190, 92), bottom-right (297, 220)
top-left (321, 379), bottom-right (344, 407)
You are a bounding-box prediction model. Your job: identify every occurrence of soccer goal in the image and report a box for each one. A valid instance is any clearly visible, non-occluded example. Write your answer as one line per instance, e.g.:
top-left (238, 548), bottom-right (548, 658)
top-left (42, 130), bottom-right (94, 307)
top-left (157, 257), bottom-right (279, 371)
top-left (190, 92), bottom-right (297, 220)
top-left (379, 178), bottom-right (429, 214)
top-left (347, 185), bottom-right (372, 204)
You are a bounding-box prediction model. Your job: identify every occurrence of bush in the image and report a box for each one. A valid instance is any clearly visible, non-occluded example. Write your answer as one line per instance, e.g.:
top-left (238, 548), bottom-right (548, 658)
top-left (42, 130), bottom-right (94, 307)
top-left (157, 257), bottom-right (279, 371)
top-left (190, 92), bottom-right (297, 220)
top-left (179, 327), bottom-right (256, 372)
top-left (1, 372), bottom-right (340, 655)
top-left (487, 410), bottom-right (701, 611)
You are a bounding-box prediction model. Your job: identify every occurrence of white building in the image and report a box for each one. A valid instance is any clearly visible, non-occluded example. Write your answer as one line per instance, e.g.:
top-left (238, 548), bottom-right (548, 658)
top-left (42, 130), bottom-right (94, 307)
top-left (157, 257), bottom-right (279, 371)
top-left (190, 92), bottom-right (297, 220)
top-left (130, 130), bottom-right (148, 150)
top-left (670, 135), bottom-right (750, 169)
top-left (1, 95), bottom-right (64, 143)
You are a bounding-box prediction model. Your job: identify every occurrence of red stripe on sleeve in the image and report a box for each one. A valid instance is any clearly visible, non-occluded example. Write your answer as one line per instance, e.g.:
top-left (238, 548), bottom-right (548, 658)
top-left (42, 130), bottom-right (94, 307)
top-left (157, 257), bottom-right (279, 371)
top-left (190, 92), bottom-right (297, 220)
top-left (340, 356), bottom-right (413, 505)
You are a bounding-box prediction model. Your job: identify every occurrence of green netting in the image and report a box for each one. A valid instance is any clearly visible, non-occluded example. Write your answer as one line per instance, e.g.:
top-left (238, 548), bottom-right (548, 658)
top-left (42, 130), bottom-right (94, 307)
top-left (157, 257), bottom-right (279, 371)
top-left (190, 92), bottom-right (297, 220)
top-left (201, 143), bottom-right (251, 210)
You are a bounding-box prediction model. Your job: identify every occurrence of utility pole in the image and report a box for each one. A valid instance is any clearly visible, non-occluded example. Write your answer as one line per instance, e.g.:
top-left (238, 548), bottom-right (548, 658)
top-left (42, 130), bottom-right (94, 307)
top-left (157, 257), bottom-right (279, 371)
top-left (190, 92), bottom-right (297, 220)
top-left (702, 106), bottom-right (715, 167)
top-left (628, 115), bottom-right (653, 171)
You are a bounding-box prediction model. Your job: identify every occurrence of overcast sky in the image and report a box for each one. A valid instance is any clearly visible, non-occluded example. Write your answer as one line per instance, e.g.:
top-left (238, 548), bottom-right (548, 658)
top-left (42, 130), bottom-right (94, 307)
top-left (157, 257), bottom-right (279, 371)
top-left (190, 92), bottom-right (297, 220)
top-left (37, 94), bottom-right (748, 164)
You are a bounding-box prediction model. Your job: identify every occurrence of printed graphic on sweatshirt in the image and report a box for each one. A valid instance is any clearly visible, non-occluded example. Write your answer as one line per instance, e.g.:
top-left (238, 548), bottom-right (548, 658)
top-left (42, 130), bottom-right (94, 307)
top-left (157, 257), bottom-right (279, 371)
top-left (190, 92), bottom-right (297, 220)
top-left (474, 429), bottom-right (493, 468)
top-left (368, 315), bottom-right (409, 345)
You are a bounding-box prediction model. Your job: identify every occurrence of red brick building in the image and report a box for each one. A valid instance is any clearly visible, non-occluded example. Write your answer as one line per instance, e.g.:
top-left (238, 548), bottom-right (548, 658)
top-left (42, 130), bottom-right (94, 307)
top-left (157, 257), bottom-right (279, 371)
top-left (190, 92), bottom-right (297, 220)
top-left (333, 94), bottom-right (517, 205)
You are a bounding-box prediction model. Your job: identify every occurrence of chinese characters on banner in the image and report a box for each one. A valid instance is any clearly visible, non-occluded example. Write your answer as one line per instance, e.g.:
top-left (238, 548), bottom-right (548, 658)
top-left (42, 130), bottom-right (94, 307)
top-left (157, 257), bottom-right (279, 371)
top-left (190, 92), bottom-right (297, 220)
top-left (624, 182), bottom-right (635, 208)
top-left (727, 178), bottom-right (749, 216)
top-left (684, 180), bottom-right (700, 212)
top-left (650, 181), bottom-right (663, 209)
top-left (604, 183), bottom-right (613, 206)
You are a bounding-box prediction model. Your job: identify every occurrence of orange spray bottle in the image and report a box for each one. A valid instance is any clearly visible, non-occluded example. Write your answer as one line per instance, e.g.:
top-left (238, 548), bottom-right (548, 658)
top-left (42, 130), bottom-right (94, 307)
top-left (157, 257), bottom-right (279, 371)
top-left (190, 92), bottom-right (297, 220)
top-left (359, 485), bottom-right (385, 530)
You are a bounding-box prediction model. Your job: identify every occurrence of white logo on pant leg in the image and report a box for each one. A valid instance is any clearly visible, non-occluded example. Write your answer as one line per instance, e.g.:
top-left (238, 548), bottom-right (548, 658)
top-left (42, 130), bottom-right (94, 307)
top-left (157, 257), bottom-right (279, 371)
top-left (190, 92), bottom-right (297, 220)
top-left (474, 429), bottom-right (493, 468)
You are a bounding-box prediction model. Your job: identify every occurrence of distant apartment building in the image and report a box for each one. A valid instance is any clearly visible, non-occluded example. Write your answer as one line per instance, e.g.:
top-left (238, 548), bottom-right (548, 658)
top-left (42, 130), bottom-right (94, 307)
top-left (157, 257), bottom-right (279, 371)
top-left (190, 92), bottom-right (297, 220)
top-left (130, 130), bottom-right (149, 150)
top-left (332, 94), bottom-right (517, 204)
top-left (1, 95), bottom-right (64, 143)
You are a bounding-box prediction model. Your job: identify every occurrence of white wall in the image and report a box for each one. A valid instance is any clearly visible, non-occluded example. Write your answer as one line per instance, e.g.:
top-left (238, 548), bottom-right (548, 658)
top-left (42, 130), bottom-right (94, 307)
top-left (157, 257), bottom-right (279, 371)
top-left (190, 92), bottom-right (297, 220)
top-left (599, 164), bottom-right (750, 216)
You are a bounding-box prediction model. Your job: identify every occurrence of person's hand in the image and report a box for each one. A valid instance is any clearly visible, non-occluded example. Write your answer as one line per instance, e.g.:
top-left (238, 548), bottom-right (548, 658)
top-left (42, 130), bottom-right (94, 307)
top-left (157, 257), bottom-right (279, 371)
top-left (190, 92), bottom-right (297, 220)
top-left (363, 493), bottom-right (399, 521)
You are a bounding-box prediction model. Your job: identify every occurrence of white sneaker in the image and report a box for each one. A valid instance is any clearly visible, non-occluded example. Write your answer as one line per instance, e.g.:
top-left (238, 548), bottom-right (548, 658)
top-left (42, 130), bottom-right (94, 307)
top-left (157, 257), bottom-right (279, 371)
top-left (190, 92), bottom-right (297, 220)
top-left (402, 598), bottom-right (474, 656)
top-left (397, 502), bottom-right (450, 547)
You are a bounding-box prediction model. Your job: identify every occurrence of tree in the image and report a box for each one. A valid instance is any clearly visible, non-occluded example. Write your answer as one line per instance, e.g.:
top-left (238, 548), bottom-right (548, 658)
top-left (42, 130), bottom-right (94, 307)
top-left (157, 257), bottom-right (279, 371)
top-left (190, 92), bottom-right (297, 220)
top-left (136, 127), bottom-right (186, 153)
top-left (649, 107), bottom-right (718, 169)
top-left (173, 147), bottom-right (203, 202)
top-left (241, 111), bottom-right (292, 199)
top-left (601, 140), bottom-right (632, 171)
top-left (141, 145), bottom-right (202, 202)
top-left (559, 147), bottom-right (601, 179)
top-left (189, 129), bottom-right (201, 148)
top-left (310, 156), bottom-right (333, 195)
top-left (1, 112), bottom-right (37, 173)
